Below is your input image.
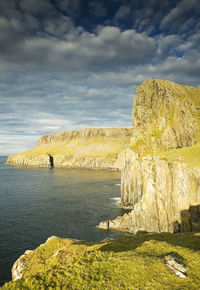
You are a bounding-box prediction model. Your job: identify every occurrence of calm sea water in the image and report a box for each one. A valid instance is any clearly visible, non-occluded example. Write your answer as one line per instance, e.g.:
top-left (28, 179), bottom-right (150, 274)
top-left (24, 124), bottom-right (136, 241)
top-left (0, 156), bottom-right (129, 285)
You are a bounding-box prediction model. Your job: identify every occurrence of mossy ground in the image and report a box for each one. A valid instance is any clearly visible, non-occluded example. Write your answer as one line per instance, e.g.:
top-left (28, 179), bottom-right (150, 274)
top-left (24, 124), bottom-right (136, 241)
top-left (12, 138), bottom-right (130, 163)
top-left (3, 232), bottom-right (200, 289)
top-left (157, 142), bottom-right (200, 169)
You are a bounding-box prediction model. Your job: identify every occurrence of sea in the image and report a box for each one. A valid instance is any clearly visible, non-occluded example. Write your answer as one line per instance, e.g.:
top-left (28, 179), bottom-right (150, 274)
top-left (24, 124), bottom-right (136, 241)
top-left (0, 156), bottom-right (129, 286)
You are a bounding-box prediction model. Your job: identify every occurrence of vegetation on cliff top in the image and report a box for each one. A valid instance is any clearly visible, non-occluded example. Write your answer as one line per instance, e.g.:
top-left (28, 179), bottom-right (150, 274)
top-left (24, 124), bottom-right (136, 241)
top-left (7, 128), bottom-right (132, 168)
top-left (3, 232), bottom-right (200, 289)
top-left (156, 143), bottom-right (200, 169)
top-left (17, 138), bottom-right (128, 159)
top-left (129, 79), bottom-right (200, 168)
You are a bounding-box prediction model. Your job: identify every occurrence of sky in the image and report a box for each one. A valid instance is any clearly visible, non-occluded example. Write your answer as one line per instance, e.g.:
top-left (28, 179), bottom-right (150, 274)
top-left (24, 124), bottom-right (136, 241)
top-left (0, 0), bottom-right (200, 155)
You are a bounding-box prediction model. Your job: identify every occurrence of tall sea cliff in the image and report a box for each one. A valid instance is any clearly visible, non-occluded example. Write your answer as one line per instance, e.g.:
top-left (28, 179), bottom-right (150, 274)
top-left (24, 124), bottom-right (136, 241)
top-left (98, 79), bottom-right (200, 233)
top-left (6, 79), bottom-right (200, 233)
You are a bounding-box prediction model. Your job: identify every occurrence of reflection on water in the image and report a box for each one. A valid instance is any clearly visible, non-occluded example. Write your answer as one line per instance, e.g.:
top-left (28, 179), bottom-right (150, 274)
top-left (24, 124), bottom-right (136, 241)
top-left (0, 157), bottom-right (129, 285)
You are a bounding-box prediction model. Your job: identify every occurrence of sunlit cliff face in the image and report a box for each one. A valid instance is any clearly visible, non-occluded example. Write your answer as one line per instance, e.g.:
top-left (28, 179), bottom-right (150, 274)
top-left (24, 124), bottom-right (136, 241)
top-left (98, 79), bottom-right (200, 234)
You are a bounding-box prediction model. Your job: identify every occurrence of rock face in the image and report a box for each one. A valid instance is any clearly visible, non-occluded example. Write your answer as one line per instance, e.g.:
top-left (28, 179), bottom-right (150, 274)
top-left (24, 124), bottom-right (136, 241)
top-left (98, 79), bottom-right (200, 233)
top-left (12, 250), bottom-right (33, 281)
top-left (7, 128), bottom-right (132, 169)
top-left (131, 79), bottom-right (200, 153)
top-left (99, 151), bottom-right (200, 233)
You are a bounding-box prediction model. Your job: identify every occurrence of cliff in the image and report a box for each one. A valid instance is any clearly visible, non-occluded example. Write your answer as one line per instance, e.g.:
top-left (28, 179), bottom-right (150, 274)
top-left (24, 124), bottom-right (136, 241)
top-left (3, 80), bottom-right (200, 288)
top-left (7, 128), bottom-right (132, 169)
top-left (98, 79), bottom-right (200, 233)
top-left (131, 79), bottom-right (200, 153)
top-left (3, 232), bottom-right (200, 289)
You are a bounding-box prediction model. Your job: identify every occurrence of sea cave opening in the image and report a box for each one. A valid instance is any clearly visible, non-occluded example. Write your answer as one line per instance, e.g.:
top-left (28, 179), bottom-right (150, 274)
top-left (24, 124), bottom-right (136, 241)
top-left (48, 154), bottom-right (54, 168)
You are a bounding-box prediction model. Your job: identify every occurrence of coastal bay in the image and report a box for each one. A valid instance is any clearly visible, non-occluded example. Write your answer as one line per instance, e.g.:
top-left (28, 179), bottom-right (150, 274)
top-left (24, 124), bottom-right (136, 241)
top-left (0, 156), bottom-right (128, 286)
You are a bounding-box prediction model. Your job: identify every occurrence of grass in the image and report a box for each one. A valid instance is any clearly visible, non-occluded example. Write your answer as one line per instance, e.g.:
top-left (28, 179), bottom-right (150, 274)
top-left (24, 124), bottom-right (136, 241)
top-left (3, 232), bottom-right (200, 289)
top-left (157, 142), bottom-right (200, 169)
top-left (8, 137), bottom-right (131, 165)
top-left (29, 139), bottom-right (126, 158)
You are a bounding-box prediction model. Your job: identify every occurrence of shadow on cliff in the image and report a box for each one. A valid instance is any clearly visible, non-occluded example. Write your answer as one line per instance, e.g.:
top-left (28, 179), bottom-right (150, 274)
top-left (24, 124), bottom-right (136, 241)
top-left (98, 232), bottom-right (200, 253)
top-left (96, 205), bottom-right (200, 253)
top-left (180, 205), bottom-right (200, 232)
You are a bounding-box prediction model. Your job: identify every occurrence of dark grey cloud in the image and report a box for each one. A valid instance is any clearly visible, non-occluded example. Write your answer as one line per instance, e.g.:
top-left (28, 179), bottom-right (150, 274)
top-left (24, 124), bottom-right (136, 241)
top-left (57, 0), bottom-right (81, 18)
top-left (18, 0), bottom-right (53, 16)
top-left (161, 0), bottom-right (200, 33)
top-left (0, 13), bottom-right (156, 71)
top-left (88, 1), bottom-right (107, 17)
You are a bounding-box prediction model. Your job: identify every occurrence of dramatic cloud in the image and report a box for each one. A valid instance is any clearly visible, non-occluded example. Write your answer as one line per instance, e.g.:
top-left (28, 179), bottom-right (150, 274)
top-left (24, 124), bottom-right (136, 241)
top-left (161, 0), bottom-right (200, 33)
top-left (0, 0), bottom-right (199, 154)
top-left (0, 19), bottom-right (156, 71)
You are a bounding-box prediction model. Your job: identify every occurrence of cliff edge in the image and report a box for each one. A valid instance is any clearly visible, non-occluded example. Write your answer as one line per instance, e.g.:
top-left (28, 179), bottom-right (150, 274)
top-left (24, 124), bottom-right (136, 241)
top-left (7, 128), bottom-right (132, 169)
top-left (3, 233), bottom-right (200, 289)
top-left (98, 79), bottom-right (200, 233)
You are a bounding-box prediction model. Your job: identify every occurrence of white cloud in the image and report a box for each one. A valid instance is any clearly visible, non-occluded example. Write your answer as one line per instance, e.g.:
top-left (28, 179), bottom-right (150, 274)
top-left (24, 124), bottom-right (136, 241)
top-left (0, 135), bottom-right (39, 155)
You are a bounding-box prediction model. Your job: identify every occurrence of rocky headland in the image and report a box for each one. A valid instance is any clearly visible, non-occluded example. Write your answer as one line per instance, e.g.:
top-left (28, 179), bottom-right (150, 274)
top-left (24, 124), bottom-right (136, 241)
top-left (7, 79), bottom-right (200, 234)
top-left (98, 79), bottom-right (200, 233)
top-left (6, 128), bottom-right (132, 169)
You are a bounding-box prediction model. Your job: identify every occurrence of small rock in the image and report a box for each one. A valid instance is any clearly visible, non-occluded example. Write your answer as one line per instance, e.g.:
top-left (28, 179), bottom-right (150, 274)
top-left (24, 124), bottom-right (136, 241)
top-left (97, 221), bottom-right (110, 230)
top-left (165, 253), bottom-right (187, 278)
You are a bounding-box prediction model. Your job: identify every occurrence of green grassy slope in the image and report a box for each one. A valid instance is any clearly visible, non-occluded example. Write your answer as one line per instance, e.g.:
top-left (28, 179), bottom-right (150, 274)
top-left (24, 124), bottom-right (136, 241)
top-left (3, 232), bottom-right (200, 289)
top-left (7, 128), bottom-right (132, 168)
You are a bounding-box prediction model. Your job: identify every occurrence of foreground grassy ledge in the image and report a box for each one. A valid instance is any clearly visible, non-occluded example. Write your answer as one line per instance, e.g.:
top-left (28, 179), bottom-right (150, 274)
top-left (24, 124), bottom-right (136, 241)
top-left (3, 232), bottom-right (200, 289)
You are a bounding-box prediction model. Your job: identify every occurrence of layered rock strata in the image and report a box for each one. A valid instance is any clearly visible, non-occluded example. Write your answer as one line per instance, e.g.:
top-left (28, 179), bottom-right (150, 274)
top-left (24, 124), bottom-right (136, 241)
top-left (98, 79), bottom-right (200, 233)
top-left (7, 128), bottom-right (132, 169)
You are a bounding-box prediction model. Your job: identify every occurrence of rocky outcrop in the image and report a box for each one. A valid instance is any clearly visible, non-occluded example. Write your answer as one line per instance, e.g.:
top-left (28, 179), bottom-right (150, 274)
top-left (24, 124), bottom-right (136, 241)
top-left (7, 154), bottom-right (53, 168)
top-left (165, 253), bottom-right (187, 278)
top-left (98, 79), bottom-right (200, 233)
top-left (131, 79), bottom-right (200, 153)
top-left (7, 128), bottom-right (132, 169)
top-left (12, 250), bottom-right (33, 281)
top-left (11, 236), bottom-right (58, 281)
